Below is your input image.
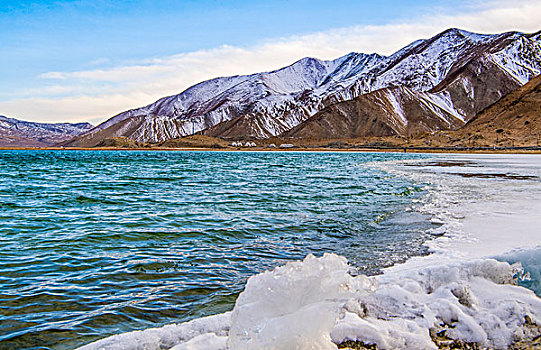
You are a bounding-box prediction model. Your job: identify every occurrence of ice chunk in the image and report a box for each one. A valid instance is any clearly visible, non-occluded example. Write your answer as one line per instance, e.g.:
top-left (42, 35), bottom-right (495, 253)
top-left (227, 253), bottom-right (374, 349)
top-left (76, 313), bottom-right (231, 350)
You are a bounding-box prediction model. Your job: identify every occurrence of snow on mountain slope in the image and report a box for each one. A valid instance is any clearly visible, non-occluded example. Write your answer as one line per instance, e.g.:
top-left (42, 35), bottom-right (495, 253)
top-left (284, 86), bottom-right (465, 139)
top-left (70, 56), bottom-right (380, 145)
top-left (322, 29), bottom-right (500, 104)
top-left (68, 28), bottom-right (541, 146)
top-left (487, 32), bottom-right (541, 85)
top-left (285, 29), bottom-right (541, 140)
top-left (0, 116), bottom-right (93, 147)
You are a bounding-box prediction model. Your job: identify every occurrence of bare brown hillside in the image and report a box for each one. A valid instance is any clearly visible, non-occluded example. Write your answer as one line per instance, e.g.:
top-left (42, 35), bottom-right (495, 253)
top-left (456, 74), bottom-right (541, 146)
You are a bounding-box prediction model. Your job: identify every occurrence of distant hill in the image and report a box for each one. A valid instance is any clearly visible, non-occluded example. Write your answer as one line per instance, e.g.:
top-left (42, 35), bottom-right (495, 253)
top-left (0, 116), bottom-right (93, 147)
top-left (67, 28), bottom-right (541, 146)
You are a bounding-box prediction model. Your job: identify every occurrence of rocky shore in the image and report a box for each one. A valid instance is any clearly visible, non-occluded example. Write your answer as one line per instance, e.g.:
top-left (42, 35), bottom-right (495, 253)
top-left (337, 319), bottom-right (541, 349)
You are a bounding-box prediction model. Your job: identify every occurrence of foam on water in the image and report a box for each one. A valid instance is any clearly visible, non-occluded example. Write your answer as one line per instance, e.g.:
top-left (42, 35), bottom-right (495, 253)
top-left (78, 154), bottom-right (541, 349)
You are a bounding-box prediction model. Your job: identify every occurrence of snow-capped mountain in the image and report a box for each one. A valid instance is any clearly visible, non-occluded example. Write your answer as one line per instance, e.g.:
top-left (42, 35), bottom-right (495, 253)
top-left (68, 28), bottom-right (541, 146)
top-left (0, 116), bottom-right (93, 147)
top-left (287, 29), bottom-right (541, 139)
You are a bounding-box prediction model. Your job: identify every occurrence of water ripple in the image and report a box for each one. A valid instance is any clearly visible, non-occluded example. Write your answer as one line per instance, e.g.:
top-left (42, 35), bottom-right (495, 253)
top-left (0, 150), bottom-right (431, 349)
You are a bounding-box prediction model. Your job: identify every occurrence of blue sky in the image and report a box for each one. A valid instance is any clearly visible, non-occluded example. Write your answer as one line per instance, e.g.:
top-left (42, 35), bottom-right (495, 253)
top-left (1, 0), bottom-right (463, 88)
top-left (0, 0), bottom-right (540, 124)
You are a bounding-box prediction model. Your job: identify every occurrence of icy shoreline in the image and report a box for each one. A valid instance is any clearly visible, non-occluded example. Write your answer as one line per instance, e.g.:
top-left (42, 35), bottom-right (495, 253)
top-left (77, 154), bottom-right (541, 350)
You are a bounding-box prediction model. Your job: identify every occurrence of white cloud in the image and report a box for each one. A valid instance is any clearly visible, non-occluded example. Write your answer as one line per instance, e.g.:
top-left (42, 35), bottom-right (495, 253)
top-left (0, 93), bottom-right (152, 124)
top-left (1, 0), bottom-right (540, 124)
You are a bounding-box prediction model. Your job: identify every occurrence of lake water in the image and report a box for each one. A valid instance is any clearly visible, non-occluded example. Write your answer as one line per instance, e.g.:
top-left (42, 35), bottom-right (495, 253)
top-left (0, 150), bottom-right (433, 349)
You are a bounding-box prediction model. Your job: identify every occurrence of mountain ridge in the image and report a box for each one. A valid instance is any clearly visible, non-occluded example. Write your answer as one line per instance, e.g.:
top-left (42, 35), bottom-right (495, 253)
top-left (64, 28), bottom-right (541, 146)
top-left (0, 116), bottom-right (93, 147)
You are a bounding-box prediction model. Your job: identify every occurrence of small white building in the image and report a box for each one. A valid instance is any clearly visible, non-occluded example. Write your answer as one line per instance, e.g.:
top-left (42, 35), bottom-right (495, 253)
top-left (279, 144), bottom-right (294, 148)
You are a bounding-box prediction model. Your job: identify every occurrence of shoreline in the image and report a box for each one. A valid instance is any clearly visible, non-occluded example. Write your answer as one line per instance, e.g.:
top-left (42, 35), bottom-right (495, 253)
top-left (373, 154), bottom-right (541, 349)
top-left (2, 146), bottom-right (541, 154)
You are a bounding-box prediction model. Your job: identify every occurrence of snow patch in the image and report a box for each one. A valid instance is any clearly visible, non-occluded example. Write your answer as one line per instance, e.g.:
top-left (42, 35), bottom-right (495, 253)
top-left (385, 90), bottom-right (407, 126)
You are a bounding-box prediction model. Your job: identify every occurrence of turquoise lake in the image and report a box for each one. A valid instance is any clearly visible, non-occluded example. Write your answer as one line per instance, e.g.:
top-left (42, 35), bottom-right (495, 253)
top-left (0, 150), bottom-right (433, 349)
